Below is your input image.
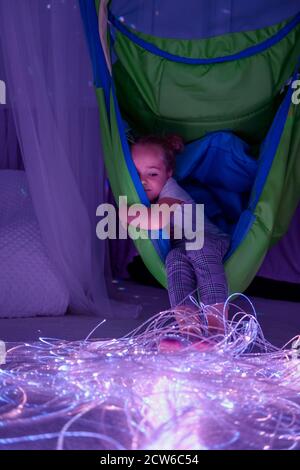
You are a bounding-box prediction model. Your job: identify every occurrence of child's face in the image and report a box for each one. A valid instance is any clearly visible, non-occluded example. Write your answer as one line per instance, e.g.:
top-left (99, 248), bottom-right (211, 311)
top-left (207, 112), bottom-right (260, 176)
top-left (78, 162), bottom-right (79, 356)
top-left (132, 144), bottom-right (172, 202)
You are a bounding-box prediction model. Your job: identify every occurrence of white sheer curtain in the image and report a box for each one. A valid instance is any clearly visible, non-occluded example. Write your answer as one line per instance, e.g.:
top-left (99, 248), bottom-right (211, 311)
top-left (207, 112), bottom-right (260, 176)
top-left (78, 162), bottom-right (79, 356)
top-left (0, 0), bottom-right (141, 317)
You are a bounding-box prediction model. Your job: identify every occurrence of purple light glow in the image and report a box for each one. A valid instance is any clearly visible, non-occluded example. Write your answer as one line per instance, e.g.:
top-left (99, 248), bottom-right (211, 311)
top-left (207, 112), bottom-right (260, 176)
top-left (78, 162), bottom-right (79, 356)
top-left (0, 295), bottom-right (300, 450)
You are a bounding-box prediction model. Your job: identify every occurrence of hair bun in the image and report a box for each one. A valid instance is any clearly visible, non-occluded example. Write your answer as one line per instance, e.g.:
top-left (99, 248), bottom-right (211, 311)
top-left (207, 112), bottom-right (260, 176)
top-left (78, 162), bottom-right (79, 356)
top-left (164, 134), bottom-right (184, 153)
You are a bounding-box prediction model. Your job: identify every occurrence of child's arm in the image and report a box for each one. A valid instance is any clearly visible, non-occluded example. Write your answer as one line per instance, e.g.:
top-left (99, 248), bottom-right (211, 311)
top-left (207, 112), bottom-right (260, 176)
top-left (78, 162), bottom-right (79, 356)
top-left (119, 198), bottom-right (184, 230)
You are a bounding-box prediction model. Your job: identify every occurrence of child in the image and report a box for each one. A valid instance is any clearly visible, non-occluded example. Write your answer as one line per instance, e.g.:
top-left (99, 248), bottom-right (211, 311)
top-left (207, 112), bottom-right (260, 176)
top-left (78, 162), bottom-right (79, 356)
top-left (120, 134), bottom-right (231, 339)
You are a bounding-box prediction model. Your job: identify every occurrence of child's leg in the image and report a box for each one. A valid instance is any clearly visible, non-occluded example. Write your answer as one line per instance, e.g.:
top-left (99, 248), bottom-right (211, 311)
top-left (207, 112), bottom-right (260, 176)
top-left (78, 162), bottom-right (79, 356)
top-left (165, 247), bottom-right (197, 309)
top-left (165, 247), bottom-right (201, 337)
top-left (186, 236), bottom-right (230, 333)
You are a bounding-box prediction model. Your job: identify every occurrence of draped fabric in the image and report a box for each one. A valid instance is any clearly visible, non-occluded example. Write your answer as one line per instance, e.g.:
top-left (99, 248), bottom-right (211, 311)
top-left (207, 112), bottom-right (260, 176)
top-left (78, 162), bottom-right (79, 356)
top-left (0, 0), bottom-right (140, 317)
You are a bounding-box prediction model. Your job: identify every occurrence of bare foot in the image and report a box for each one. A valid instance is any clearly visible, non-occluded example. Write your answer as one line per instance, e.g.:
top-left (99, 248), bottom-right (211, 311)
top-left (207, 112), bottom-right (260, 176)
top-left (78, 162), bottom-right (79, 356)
top-left (158, 336), bottom-right (188, 353)
top-left (158, 336), bottom-right (216, 353)
top-left (205, 303), bottom-right (228, 335)
top-left (173, 305), bottom-right (204, 339)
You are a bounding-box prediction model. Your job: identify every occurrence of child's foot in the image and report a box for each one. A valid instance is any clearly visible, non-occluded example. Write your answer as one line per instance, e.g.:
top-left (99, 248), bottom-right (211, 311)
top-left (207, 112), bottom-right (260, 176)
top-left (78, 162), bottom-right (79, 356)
top-left (158, 335), bottom-right (188, 352)
top-left (173, 305), bottom-right (205, 338)
top-left (205, 303), bottom-right (228, 335)
top-left (158, 303), bottom-right (227, 353)
top-left (158, 334), bottom-right (216, 353)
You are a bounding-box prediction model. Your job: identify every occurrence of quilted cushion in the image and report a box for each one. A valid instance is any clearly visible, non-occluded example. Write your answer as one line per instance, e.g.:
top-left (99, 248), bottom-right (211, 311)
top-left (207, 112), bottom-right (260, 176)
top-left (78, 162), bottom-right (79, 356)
top-left (0, 171), bottom-right (69, 317)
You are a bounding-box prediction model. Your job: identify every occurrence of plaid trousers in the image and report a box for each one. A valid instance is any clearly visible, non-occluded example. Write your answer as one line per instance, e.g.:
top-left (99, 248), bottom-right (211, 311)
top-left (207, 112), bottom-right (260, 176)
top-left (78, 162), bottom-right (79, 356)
top-left (165, 234), bottom-right (230, 308)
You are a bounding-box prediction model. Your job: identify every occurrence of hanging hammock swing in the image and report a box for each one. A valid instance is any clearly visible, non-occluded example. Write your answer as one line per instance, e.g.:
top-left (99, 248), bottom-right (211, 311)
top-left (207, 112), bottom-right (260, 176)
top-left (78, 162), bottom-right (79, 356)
top-left (80, 0), bottom-right (300, 293)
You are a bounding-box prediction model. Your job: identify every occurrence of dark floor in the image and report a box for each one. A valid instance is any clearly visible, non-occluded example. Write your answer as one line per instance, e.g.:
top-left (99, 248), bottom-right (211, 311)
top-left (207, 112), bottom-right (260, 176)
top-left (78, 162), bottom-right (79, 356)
top-left (0, 279), bottom-right (299, 347)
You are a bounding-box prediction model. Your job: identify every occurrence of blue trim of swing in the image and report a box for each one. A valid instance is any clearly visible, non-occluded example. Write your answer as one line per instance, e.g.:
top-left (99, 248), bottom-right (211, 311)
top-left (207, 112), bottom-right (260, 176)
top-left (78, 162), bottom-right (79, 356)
top-left (79, 0), bottom-right (111, 110)
top-left (224, 71), bottom-right (297, 260)
top-left (112, 87), bottom-right (149, 207)
top-left (111, 86), bottom-right (171, 261)
top-left (108, 10), bottom-right (300, 64)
